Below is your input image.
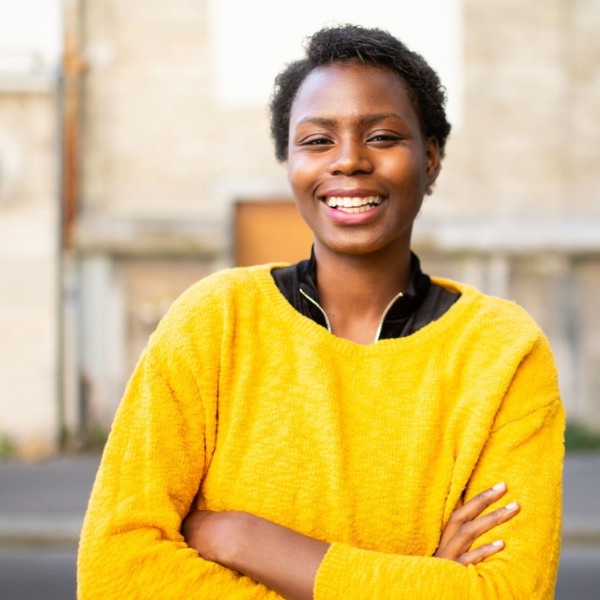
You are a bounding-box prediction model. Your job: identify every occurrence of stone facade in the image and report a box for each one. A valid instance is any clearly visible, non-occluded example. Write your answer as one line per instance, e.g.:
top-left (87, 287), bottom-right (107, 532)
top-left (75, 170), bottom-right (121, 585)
top-left (1, 0), bottom-right (599, 455)
top-left (0, 76), bottom-right (60, 456)
top-left (77, 0), bottom-right (600, 433)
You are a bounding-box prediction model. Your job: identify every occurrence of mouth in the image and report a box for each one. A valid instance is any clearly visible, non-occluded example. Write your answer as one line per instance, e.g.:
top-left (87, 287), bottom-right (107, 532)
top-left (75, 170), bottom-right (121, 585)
top-left (319, 195), bottom-right (385, 214)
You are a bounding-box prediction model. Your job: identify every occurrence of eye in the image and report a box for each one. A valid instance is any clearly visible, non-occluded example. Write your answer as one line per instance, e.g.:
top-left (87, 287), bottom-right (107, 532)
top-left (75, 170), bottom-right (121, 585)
top-left (367, 134), bottom-right (402, 143)
top-left (302, 137), bottom-right (333, 146)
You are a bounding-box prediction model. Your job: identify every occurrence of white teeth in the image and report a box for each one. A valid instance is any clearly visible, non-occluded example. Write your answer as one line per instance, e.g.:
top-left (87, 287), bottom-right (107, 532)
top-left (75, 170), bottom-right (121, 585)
top-left (325, 196), bottom-right (383, 208)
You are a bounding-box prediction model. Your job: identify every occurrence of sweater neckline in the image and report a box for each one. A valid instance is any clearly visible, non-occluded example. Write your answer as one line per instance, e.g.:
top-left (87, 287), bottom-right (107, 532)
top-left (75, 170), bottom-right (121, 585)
top-left (253, 263), bottom-right (480, 357)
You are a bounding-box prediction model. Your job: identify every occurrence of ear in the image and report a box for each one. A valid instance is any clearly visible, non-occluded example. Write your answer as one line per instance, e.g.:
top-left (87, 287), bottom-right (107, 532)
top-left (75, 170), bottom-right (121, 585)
top-left (424, 136), bottom-right (442, 188)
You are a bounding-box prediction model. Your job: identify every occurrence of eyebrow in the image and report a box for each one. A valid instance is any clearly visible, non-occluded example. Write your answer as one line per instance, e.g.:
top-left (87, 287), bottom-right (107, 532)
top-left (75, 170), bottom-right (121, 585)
top-left (296, 113), bottom-right (404, 127)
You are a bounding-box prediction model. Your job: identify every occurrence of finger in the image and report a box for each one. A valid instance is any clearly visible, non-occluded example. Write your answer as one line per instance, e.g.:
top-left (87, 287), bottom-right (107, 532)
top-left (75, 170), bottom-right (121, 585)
top-left (453, 482), bottom-right (509, 523)
top-left (438, 482), bottom-right (508, 548)
top-left (456, 540), bottom-right (505, 567)
top-left (443, 501), bottom-right (520, 558)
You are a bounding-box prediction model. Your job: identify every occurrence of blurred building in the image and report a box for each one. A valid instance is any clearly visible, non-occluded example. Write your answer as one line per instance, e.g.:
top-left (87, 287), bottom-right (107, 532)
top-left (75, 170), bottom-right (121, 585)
top-left (0, 0), bottom-right (599, 455)
top-left (0, 45), bottom-right (60, 457)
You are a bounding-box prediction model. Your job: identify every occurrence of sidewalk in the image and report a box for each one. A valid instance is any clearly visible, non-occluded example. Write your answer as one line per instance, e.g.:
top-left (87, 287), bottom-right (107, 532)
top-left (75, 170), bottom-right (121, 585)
top-left (0, 454), bottom-right (100, 548)
top-left (1, 453), bottom-right (599, 548)
top-left (562, 453), bottom-right (600, 546)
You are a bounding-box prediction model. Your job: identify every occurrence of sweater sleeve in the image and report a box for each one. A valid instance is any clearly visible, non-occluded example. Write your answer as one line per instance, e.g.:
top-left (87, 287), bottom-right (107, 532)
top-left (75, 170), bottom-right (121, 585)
top-left (313, 332), bottom-right (565, 600)
top-left (77, 324), bottom-right (281, 599)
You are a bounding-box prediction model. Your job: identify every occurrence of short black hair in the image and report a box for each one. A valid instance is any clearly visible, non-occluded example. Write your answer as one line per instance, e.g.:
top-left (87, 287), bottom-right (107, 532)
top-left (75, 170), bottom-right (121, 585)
top-left (269, 24), bottom-right (452, 162)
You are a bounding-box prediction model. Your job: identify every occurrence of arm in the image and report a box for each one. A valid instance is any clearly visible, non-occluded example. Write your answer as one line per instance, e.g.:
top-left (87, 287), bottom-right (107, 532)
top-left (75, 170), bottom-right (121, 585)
top-left (184, 482), bottom-right (519, 600)
top-left (183, 510), bottom-right (330, 600)
top-left (309, 333), bottom-right (564, 600)
top-left (77, 318), bottom-right (282, 599)
top-left (184, 332), bottom-right (563, 600)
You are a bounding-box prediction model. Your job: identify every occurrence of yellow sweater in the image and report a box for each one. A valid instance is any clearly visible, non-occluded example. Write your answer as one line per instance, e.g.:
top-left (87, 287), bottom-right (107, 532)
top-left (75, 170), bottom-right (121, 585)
top-left (78, 264), bottom-right (564, 599)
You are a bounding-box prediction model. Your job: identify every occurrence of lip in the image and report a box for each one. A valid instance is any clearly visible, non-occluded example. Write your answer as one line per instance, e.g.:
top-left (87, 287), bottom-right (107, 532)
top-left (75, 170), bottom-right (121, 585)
top-left (322, 200), bottom-right (385, 225)
top-left (318, 188), bottom-right (385, 199)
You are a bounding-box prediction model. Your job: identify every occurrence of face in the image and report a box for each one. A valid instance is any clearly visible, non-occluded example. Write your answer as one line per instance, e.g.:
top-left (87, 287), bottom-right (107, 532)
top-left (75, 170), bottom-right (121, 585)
top-left (287, 61), bottom-right (441, 257)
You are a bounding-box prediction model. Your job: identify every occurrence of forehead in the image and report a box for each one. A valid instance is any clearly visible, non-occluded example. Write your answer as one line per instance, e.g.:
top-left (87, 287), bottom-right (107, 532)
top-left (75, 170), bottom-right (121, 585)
top-left (290, 62), bottom-right (418, 127)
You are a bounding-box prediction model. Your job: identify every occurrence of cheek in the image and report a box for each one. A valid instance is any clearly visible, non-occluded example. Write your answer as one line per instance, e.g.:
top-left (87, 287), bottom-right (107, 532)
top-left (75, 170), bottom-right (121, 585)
top-left (288, 157), bottom-right (319, 197)
top-left (384, 152), bottom-right (427, 192)
top-left (287, 165), bottom-right (318, 227)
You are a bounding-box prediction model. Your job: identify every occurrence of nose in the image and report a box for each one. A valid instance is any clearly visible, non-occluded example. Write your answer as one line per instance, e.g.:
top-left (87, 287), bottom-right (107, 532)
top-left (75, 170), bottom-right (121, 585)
top-left (327, 139), bottom-right (373, 176)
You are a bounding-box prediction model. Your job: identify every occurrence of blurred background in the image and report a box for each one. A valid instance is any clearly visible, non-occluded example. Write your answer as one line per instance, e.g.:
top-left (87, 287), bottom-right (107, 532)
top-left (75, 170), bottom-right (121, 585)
top-left (0, 0), bottom-right (599, 598)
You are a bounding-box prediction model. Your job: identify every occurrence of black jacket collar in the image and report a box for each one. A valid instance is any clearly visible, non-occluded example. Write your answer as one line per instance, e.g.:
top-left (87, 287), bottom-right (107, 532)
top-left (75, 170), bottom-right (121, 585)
top-left (270, 247), bottom-right (459, 340)
top-left (297, 247), bottom-right (431, 323)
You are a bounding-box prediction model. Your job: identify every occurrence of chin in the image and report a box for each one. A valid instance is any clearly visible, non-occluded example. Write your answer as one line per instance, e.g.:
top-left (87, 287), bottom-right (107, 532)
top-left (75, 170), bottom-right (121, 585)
top-left (318, 232), bottom-right (398, 257)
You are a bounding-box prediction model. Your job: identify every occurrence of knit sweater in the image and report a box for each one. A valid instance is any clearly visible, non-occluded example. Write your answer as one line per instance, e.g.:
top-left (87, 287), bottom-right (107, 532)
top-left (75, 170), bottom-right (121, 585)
top-left (77, 264), bottom-right (565, 600)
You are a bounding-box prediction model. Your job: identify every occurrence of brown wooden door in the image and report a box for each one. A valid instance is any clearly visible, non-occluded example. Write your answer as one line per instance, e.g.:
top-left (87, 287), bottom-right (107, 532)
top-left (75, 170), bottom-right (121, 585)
top-left (235, 200), bottom-right (313, 267)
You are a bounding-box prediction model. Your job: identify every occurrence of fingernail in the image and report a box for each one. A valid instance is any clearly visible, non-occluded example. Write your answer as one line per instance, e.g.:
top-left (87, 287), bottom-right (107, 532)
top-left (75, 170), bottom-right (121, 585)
top-left (492, 482), bottom-right (506, 491)
top-left (492, 540), bottom-right (504, 547)
top-left (505, 502), bottom-right (519, 510)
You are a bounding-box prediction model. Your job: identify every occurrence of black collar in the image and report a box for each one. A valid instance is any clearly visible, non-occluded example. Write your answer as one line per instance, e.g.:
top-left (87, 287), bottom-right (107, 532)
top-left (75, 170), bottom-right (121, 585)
top-left (297, 247), bottom-right (432, 323)
top-left (271, 248), bottom-right (459, 339)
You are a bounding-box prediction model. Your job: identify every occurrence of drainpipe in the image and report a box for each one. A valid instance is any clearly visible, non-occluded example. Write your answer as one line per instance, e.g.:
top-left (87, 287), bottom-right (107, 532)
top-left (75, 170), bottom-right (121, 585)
top-left (58, 0), bottom-right (86, 450)
top-left (62, 0), bottom-right (85, 249)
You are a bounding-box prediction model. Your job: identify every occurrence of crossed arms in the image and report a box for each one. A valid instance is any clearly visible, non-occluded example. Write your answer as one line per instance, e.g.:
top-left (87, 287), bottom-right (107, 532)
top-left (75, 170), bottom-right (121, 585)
top-left (181, 481), bottom-right (521, 600)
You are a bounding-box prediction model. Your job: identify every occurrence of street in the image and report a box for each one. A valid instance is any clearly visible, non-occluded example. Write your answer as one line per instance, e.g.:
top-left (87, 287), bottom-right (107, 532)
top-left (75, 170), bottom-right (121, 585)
top-left (1, 547), bottom-right (599, 599)
top-left (1, 453), bottom-right (599, 598)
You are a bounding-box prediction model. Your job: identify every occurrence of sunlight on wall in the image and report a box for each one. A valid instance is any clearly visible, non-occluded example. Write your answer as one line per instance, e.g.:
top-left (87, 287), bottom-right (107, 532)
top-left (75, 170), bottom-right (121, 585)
top-left (208, 0), bottom-right (463, 126)
top-left (0, 0), bottom-right (62, 72)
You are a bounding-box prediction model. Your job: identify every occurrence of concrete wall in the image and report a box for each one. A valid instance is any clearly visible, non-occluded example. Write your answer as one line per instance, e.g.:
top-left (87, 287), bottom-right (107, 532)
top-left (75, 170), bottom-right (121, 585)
top-left (412, 0), bottom-right (600, 428)
top-left (0, 76), bottom-right (59, 457)
top-left (69, 0), bottom-right (600, 434)
top-left (73, 0), bottom-right (289, 435)
top-left (429, 0), bottom-right (600, 219)
top-left (3, 0), bottom-right (597, 452)
top-left (80, 0), bottom-right (287, 231)
top-left (77, 254), bottom-right (220, 430)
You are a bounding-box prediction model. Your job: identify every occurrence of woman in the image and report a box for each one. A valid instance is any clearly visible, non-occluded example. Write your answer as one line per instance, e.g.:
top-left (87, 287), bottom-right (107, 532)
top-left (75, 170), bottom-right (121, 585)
top-left (78, 26), bottom-right (564, 599)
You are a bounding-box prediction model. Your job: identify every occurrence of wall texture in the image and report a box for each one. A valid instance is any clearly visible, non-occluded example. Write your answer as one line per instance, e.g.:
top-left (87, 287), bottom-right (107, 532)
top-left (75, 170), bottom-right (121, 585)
top-left (2, 0), bottom-right (599, 454)
top-left (0, 80), bottom-right (59, 456)
top-left (72, 0), bottom-right (600, 434)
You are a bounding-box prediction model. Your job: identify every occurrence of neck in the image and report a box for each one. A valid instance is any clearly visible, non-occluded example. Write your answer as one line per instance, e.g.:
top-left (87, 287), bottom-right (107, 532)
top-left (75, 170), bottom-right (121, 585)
top-left (313, 238), bottom-right (412, 344)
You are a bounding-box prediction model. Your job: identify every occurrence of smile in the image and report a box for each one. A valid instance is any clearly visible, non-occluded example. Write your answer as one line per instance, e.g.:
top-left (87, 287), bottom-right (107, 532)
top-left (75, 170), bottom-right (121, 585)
top-left (321, 196), bottom-right (384, 213)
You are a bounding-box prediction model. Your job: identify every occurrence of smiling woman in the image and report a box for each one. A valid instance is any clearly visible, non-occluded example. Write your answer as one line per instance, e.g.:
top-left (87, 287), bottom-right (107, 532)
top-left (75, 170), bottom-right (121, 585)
top-left (78, 25), bottom-right (564, 600)
top-left (283, 60), bottom-right (447, 344)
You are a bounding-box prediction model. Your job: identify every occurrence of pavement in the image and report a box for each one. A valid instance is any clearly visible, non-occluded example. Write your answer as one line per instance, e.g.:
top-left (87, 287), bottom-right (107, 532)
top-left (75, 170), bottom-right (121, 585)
top-left (1, 452), bottom-right (598, 600)
top-left (0, 452), bottom-right (599, 549)
top-left (0, 455), bottom-right (100, 549)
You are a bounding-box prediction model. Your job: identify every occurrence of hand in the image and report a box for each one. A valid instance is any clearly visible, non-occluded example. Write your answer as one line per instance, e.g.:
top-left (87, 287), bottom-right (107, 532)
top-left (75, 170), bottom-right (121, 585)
top-left (434, 481), bottom-right (520, 566)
